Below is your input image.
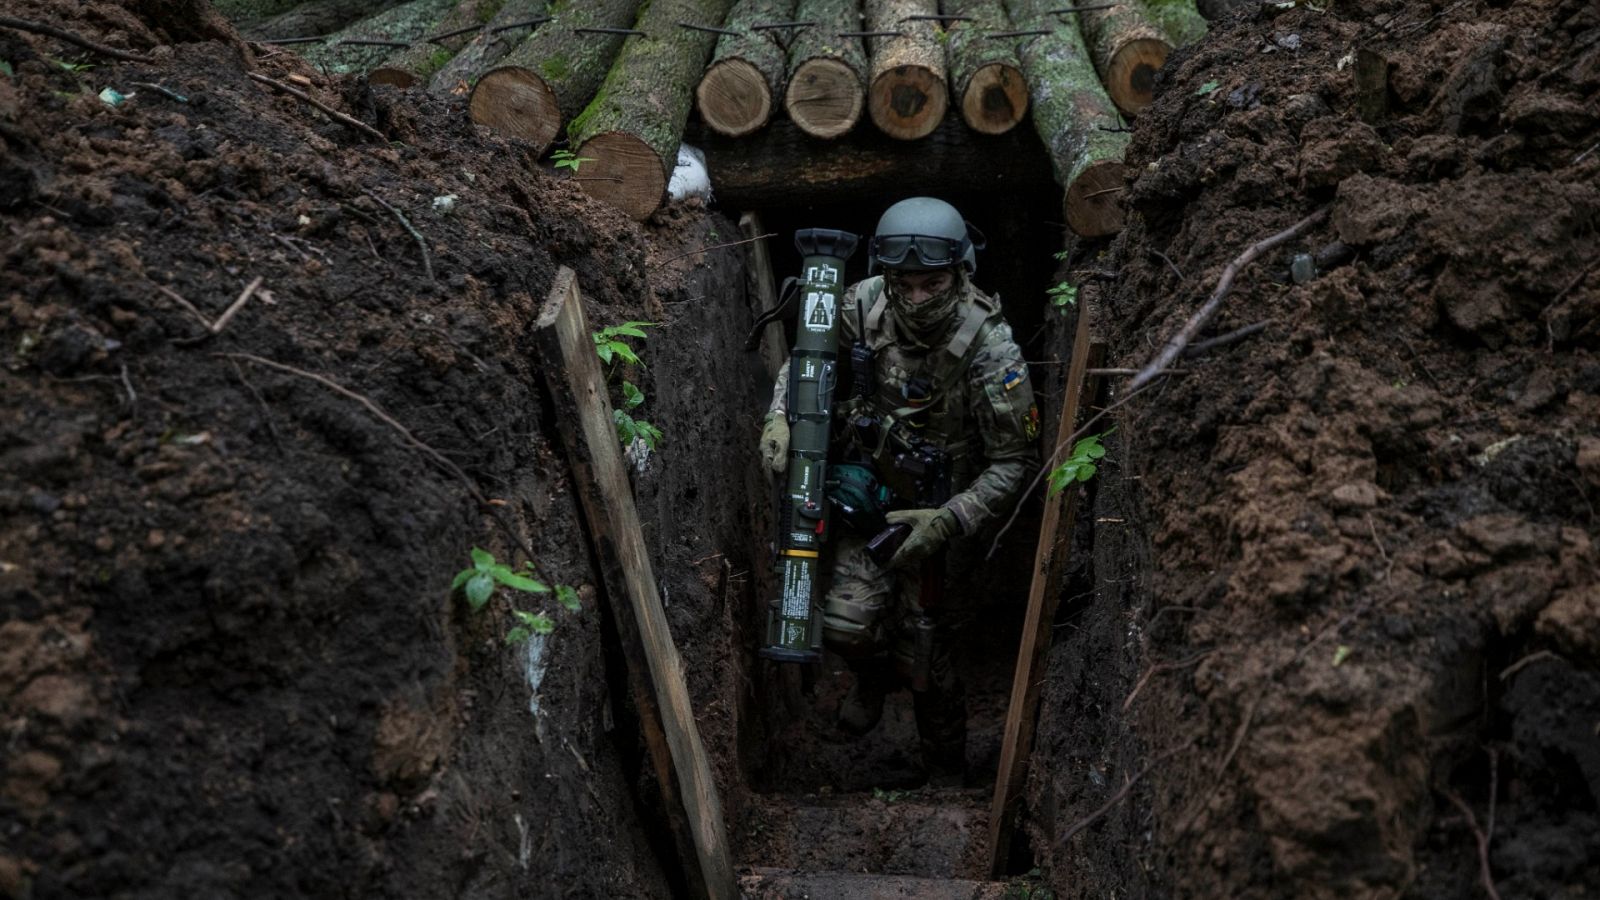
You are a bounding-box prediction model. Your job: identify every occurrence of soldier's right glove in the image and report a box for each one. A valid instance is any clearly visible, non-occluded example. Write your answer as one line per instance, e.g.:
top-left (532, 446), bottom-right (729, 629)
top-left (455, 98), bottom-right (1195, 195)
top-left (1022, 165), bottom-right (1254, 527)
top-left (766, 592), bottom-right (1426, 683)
top-left (759, 415), bottom-right (789, 474)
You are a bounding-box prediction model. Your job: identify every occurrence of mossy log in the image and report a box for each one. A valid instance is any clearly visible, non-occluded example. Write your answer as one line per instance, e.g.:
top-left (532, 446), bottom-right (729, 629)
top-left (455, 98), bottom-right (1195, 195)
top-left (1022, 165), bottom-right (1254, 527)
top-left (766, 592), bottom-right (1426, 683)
top-left (865, 0), bottom-right (947, 140)
top-left (783, 0), bottom-right (868, 139)
top-left (694, 0), bottom-right (797, 137)
top-left (298, 0), bottom-right (458, 75)
top-left (370, 0), bottom-right (505, 88)
top-left (1075, 0), bottom-right (1171, 115)
top-left (1139, 0), bottom-right (1206, 47)
top-left (468, 0), bottom-right (642, 153)
top-left (428, 0), bottom-right (549, 93)
top-left (688, 116), bottom-right (1052, 207)
top-left (1004, 0), bottom-right (1129, 236)
top-left (944, 0), bottom-right (1027, 135)
top-left (571, 0), bottom-right (738, 220)
top-left (249, 0), bottom-right (407, 40)
top-left (212, 0), bottom-right (301, 29)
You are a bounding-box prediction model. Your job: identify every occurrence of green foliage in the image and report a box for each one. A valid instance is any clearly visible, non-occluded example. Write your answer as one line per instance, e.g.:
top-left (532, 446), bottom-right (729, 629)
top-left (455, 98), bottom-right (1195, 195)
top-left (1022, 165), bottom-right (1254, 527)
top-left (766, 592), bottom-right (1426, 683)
top-left (52, 58), bottom-right (94, 73)
top-left (1052, 249), bottom-right (1070, 261)
top-left (1047, 281), bottom-right (1078, 315)
top-left (505, 610), bottom-right (555, 645)
top-left (872, 787), bottom-right (910, 803)
top-left (593, 320), bottom-right (652, 365)
top-left (1331, 644), bottom-right (1352, 667)
top-left (1003, 868), bottom-right (1056, 900)
top-left (614, 409), bottom-right (663, 450)
top-left (1047, 429), bottom-right (1113, 496)
top-left (550, 148), bottom-right (593, 172)
top-left (1197, 79), bottom-right (1220, 96)
top-left (0, 60), bottom-right (13, 78)
top-left (452, 546), bottom-right (549, 610)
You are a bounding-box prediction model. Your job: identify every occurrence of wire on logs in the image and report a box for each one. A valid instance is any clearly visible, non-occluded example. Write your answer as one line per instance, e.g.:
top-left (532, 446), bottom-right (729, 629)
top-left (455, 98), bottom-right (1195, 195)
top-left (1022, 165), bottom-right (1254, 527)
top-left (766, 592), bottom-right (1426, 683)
top-left (986, 29), bottom-right (1053, 38)
top-left (902, 14), bottom-right (972, 21)
top-left (337, 38), bottom-right (411, 48)
top-left (751, 21), bottom-right (817, 31)
top-left (491, 16), bottom-right (553, 32)
top-left (677, 21), bottom-right (741, 36)
top-left (258, 35), bottom-right (328, 45)
top-left (574, 26), bottom-right (646, 36)
top-left (1045, 3), bottom-right (1120, 13)
top-left (838, 30), bottom-right (906, 38)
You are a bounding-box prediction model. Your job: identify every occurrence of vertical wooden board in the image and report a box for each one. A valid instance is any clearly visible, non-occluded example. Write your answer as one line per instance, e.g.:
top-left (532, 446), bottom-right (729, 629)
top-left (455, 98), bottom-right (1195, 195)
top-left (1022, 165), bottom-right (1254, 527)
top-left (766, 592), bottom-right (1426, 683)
top-left (534, 268), bottom-right (737, 900)
top-left (987, 302), bottom-right (1105, 876)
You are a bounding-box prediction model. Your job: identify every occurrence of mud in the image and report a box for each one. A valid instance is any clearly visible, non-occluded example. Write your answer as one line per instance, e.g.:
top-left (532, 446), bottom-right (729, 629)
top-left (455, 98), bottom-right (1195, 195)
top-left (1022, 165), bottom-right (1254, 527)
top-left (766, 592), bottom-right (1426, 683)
top-left (1026, 0), bottom-right (1600, 897)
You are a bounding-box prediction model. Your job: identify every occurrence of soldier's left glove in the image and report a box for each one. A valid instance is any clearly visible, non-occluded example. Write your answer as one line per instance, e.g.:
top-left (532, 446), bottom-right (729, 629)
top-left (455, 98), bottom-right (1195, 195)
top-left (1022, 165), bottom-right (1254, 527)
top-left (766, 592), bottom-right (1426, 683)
top-left (884, 507), bottom-right (958, 570)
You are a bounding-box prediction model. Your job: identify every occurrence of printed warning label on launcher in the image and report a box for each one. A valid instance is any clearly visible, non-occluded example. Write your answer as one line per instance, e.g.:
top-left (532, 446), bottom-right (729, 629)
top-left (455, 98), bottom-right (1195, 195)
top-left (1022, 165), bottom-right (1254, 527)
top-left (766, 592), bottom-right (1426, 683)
top-left (803, 291), bottom-right (835, 332)
top-left (781, 559), bottom-right (812, 618)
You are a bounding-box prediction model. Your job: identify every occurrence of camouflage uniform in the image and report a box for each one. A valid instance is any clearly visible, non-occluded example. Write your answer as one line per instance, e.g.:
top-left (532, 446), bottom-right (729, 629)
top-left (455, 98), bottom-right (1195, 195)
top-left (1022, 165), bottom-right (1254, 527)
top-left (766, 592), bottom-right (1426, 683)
top-left (766, 272), bottom-right (1038, 766)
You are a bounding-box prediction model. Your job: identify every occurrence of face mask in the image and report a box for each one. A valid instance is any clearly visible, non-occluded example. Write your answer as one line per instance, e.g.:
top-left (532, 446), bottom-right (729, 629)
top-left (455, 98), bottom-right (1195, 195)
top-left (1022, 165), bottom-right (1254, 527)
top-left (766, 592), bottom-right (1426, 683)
top-left (886, 271), bottom-right (962, 340)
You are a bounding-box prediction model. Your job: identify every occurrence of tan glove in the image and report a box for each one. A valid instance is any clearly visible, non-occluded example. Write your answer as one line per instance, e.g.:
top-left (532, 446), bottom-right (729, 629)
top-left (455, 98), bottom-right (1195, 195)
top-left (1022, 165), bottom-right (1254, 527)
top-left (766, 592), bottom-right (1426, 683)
top-left (759, 415), bottom-right (789, 474)
top-left (885, 507), bottom-right (958, 569)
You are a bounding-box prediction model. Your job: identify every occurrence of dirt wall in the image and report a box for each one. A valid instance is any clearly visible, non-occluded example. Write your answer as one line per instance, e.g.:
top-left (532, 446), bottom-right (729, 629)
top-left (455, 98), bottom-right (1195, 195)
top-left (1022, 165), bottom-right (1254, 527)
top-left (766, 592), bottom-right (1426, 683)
top-left (1027, 0), bottom-right (1600, 897)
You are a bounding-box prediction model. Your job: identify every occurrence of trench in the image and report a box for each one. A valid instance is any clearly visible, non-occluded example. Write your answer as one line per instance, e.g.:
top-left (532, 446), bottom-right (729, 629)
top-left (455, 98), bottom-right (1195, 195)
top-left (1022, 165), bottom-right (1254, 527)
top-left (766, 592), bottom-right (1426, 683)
top-left (617, 189), bottom-right (1103, 893)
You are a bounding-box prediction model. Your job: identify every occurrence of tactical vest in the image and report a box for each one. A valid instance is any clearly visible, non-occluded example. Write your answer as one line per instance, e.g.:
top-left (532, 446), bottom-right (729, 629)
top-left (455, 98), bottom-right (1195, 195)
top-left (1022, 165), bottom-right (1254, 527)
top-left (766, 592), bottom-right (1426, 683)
top-left (842, 277), bottom-right (1001, 497)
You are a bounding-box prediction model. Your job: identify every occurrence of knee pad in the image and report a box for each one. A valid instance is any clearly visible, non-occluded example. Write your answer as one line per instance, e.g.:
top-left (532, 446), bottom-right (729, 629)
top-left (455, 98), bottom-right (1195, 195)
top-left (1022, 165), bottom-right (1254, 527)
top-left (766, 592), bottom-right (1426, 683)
top-left (823, 619), bottom-right (882, 659)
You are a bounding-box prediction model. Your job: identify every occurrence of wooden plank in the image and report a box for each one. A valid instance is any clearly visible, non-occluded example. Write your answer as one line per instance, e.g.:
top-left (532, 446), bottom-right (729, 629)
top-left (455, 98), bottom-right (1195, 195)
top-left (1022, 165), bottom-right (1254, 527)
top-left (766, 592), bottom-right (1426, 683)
top-left (987, 301), bottom-right (1105, 876)
top-left (534, 267), bottom-right (737, 900)
top-left (739, 211), bottom-right (786, 382)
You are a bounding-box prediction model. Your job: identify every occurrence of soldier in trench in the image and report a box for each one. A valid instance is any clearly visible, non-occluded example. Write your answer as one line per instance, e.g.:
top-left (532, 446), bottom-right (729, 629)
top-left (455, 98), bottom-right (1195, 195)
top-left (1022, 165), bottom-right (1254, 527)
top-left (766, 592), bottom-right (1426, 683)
top-left (758, 197), bottom-right (1040, 784)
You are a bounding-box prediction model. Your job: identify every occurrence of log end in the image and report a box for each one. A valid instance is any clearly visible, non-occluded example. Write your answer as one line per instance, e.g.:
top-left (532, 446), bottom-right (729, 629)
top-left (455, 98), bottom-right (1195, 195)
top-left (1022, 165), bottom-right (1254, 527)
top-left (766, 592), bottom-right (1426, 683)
top-left (576, 131), bottom-right (668, 222)
top-left (785, 57), bottom-right (865, 140)
top-left (1106, 38), bottom-right (1171, 116)
top-left (868, 66), bottom-right (948, 141)
top-left (470, 66), bottom-right (562, 153)
top-left (961, 63), bottom-right (1029, 136)
top-left (696, 58), bottom-right (774, 139)
top-left (368, 68), bottom-right (418, 90)
top-left (1064, 159), bottom-right (1127, 237)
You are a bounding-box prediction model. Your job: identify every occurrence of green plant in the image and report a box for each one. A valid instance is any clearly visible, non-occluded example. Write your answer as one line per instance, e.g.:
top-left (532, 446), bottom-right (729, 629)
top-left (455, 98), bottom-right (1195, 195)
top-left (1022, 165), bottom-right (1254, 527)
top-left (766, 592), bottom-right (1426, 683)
top-left (0, 60), bottom-right (13, 78)
top-left (1046, 281), bottom-right (1078, 314)
top-left (551, 149), bottom-right (595, 172)
top-left (593, 321), bottom-right (652, 366)
top-left (872, 787), bottom-right (910, 803)
top-left (505, 610), bottom-right (554, 644)
top-left (1197, 79), bottom-right (1220, 96)
top-left (612, 379), bottom-right (663, 449)
top-left (453, 547), bottom-right (549, 610)
top-left (1047, 429), bottom-right (1113, 496)
top-left (52, 58), bottom-right (94, 73)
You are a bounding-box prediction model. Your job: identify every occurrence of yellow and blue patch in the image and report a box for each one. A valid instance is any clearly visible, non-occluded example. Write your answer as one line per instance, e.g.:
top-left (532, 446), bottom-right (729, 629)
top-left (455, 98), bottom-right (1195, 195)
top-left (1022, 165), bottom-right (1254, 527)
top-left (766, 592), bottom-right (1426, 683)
top-left (1001, 364), bottom-right (1028, 392)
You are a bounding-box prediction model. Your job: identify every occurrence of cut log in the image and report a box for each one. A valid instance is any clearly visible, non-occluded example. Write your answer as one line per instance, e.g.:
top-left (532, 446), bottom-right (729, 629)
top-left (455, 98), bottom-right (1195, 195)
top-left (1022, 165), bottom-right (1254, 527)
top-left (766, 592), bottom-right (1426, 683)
top-left (944, 0), bottom-right (1028, 135)
top-left (1075, 1), bottom-right (1172, 115)
top-left (370, 0), bottom-right (505, 89)
top-left (694, 0), bottom-right (797, 138)
top-left (468, 0), bottom-right (642, 153)
top-left (1004, 0), bottom-right (1131, 236)
top-left (427, 0), bottom-right (549, 94)
top-left (570, 0), bottom-right (738, 220)
top-left (865, 0), bottom-right (947, 140)
top-left (248, 0), bottom-right (407, 40)
top-left (299, 0), bottom-right (457, 76)
top-left (783, 0), bottom-right (868, 139)
top-left (1139, 0), bottom-right (1206, 47)
top-left (687, 116), bottom-right (1053, 208)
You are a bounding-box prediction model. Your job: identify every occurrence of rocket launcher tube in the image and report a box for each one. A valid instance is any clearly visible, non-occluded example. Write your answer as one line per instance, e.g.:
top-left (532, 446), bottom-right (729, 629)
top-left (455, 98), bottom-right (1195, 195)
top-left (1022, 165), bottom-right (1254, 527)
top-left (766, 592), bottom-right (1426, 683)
top-left (761, 228), bottom-right (859, 663)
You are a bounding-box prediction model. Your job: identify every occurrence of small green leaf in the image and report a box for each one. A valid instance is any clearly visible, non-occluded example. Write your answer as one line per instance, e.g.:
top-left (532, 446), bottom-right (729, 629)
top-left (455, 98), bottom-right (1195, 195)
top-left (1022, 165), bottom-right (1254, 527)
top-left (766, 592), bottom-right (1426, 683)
top-left (450, 568), bottom-right (474, 591)
top-left (621, 381), bottom-right (645, 409)
top-left (608, 342), bottom-right (641, 366)
top-left (465, 573), bottom-right (495, 610)
top-left (0, 61), bottom-right (13, 78)
top-left (556, 584), bottom-right (580, 611)
top-left (639, 421), bottom-right (663, 449)
top-left (1331, 645), bottom-right (1352, 667)
top-left (514, 611), bottom-right (556, 635)
top-left (493, 568), bottom-right (550, 594)
top-left (596, 341), bottom-right (614, 364)
top-left (609, 324), bottom-right (650, 339)
top-left (1075, 463), bottom-right (1097, 482)
top-left (470, 546), bottom-right (495, 569)
top-left (1197, 80), bottom-right (1221, 96)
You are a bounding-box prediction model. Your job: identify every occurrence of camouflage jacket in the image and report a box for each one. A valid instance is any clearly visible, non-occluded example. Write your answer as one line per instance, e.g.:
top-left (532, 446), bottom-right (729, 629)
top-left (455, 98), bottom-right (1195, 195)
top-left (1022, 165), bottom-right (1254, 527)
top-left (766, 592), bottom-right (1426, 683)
top-left (767, 276), bottom-right (1039, 535)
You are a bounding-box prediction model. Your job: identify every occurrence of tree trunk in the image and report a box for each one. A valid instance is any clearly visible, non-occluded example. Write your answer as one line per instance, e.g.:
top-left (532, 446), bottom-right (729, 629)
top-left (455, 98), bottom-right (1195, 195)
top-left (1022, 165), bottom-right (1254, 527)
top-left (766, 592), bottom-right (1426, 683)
top-left (686, 116), bottom-right (1053, 208)
top-left (694, 0), bottom-right (797, 137)
top-left (1004, 0), bottom-right (1130, 236)
top-left (212, 0), bottom-right (301, 29)
top-left (370, 0), bottom-right (506, 89)
top-left (298, 0), bottom-right (458, 76)
top-left (864, 0), bottom-right (947, 140)
top-left (1139, 0), bottom-right (1206, 47)
top-left (428, 0), bottom-right (549, 94)
top-left (468, 0), bottom-right (642, 153)
top-left (783, 0), bottom-right (868, 139)
top-left (248, 0), bottom-right (407, 40)
top-left (944, 0), bottom-right (1027, 135)
top-left (1075, 0), bottom-right (1171, 115)
top-left (570, 0), bottom-right (738, 220)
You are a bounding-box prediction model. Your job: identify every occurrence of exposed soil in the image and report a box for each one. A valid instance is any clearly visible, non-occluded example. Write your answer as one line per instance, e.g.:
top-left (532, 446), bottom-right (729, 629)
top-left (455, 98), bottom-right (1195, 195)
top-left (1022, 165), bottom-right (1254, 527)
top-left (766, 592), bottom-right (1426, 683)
top-left (3, 0), bottom-right (1598, 898)
top-left (1024, 0), bottom-right (1600, 897)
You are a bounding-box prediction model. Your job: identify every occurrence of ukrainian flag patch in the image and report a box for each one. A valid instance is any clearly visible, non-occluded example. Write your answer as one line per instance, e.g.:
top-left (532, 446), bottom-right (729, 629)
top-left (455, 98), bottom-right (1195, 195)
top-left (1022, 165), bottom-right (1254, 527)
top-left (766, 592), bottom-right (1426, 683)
top-left (1002, 365), bottom-right (1028, 391)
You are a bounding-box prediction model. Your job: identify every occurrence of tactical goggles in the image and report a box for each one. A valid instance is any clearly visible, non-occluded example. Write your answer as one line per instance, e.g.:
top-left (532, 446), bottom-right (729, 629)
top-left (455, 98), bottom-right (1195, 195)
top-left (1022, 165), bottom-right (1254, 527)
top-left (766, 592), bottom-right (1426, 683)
top-left (868, 234), bottom-right (969, 269)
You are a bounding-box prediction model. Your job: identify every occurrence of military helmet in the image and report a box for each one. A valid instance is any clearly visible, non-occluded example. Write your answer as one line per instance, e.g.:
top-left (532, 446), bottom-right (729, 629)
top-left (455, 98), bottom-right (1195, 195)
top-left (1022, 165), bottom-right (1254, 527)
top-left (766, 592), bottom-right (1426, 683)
top-left (867, 197), bottom-right (987, 276)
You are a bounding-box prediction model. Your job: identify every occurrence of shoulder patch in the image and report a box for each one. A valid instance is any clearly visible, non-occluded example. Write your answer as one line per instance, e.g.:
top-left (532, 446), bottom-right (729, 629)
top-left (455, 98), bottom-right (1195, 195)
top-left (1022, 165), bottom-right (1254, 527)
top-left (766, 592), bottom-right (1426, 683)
top-left (1001, 363), bottom-right (1029, 391)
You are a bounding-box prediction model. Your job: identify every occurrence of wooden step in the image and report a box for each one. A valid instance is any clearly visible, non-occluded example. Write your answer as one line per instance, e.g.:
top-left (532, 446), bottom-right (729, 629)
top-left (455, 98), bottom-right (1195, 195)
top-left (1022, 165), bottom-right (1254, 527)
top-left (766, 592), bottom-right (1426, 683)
top-left (740, 867), bottom-right (1008, 899)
